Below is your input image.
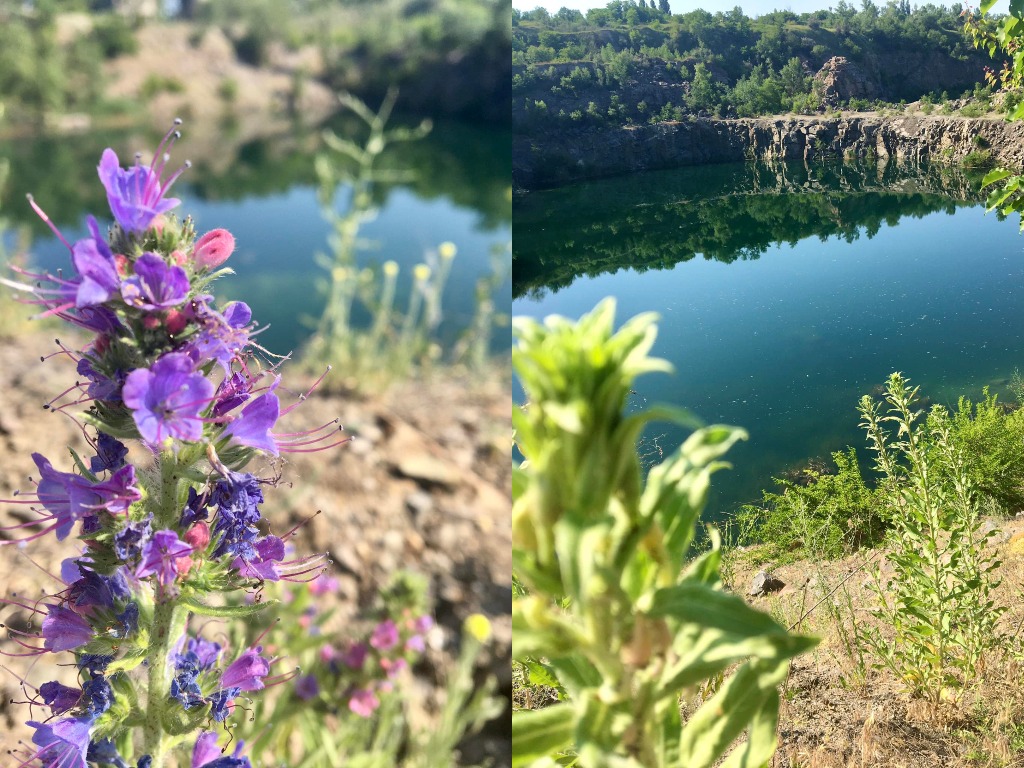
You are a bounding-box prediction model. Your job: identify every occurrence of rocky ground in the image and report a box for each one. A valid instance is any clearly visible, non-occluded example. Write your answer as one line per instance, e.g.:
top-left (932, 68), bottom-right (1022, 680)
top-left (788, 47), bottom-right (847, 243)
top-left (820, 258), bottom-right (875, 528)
top-left (0, 330), bottom-right (511, 765)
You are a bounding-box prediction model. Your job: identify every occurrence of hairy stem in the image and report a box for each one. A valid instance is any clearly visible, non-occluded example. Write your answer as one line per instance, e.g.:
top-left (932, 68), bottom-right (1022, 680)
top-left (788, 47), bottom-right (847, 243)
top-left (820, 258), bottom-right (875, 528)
top-left (144, 598), bottom-right (187, 766)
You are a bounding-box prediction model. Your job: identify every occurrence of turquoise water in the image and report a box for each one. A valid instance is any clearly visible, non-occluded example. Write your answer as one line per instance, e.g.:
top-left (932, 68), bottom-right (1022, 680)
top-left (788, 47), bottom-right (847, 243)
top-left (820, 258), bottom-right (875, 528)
top-left (9, 119), bottom-right (511, 357)
top-left (513, 160), bottom-right (1024, 517)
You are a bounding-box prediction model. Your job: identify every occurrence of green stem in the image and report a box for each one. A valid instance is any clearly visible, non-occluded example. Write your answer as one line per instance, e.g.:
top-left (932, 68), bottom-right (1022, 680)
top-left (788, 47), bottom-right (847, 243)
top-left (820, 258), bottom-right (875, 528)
top-left (144, 599), bottom-right (188, 766)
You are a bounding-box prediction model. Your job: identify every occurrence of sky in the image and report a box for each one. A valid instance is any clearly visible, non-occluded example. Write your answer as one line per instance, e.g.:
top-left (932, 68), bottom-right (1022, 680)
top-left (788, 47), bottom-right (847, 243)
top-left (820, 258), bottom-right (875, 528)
top-left (512, 0), bottom-right (1011, 18)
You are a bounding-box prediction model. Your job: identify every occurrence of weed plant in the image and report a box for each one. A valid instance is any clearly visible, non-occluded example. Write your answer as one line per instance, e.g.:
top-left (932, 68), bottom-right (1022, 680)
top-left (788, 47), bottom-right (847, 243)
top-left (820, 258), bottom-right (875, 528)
top-left (858, 373), bottom-right (1004, 715)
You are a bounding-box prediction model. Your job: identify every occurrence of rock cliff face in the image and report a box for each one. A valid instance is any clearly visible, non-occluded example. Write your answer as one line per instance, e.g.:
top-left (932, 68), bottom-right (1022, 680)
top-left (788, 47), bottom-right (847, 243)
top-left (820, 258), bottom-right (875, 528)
top-left (513, 114), bottom-right (1024, 190)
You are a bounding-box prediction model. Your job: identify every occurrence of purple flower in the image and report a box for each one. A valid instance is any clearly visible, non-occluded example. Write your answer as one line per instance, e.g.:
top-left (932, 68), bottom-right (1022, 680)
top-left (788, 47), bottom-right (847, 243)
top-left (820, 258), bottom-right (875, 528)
top-left (405, 634), bottom-right (426, 653)
top-left (33, 453), bottom-right (142, 540)
top-left (370, 619), bottom-right (400, 651)
top-left (186, 636), bottom-right (222, 669)
top-left (192, 731), bottom-right (252, 768)
top-left (77, 654), bottom-right (114, 675)
top-left (122, 353), bottom-right (215, 446)
top-left (72, 216), bottom-right (119, 307)
top-left (98, 139), bottom-right (185, 234)
top-left (120, 252), bottom-right (190, 311)
top-left (206, 686), bottom-right (241, 722)
top-left (81, 676), bottom-right (113, 716)
top-left (180, 487), bottom-right (210, 527)
top-left (77, 357), bottom-right (125, 403)
top-left (28, 716), bottom-right (93, 768)
top-left (348, 687), bottom-right (380, 718)
top-left (136, 529), bottom-right (192, 587)
top-left (86, 738), bottom-right (128, 768)
top-left (210, 472), bottom-right (263, 560)
top-left (68, 566), bottom-right (130, 610)
top-left (41, 605), bottom-right (94, 652)
top-left (114, 516), bottom-right (153, 561)
top-left (186, 300), bottom-right (252, 373)
top-left (115, 602), bottom-right (140, 638)
top-left (221, 388), bottom-right (280, 455)
top-left (39, 681), bottom-right (81, 715)
top-left (90, 433), bottom-right (128, 474)
top-left (295, 674), bottom-right (319, 701)
top-left (170, 653), bottom-right (205, 709)
top-left (220, 648), bottom-right (270, 691)
top-left (232, 535), bottom-right (285, 581)
top-left (212, 371), bottom-right (252, 418)
top-left (341, 642), bottom-right (368, 670)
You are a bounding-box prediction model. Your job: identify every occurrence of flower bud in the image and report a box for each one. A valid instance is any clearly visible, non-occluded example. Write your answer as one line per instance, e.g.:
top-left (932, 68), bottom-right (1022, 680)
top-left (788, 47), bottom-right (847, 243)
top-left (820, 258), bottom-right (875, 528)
top-left (165, 309), bottom-right (188, 336)
top-left (193, 229), bottom-right (236, 270)
top-left (174, 555), bottom-right (193, 577)
top-left (184, 521), bottom-right (210, 551)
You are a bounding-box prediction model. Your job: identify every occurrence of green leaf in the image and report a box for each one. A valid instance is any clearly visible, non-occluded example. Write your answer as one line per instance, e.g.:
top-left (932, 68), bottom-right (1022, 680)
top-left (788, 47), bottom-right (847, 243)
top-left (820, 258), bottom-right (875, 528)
top-left (523, 658), bottom-right (564, 691)
top-left (181, 596), bottom-right (276, 618)
top-left (981, 168), bottom-right (1013, 188)
top-left (981, 0), bottom-right (998, 15)
top-left (512, 705), bottom-right (575, 767)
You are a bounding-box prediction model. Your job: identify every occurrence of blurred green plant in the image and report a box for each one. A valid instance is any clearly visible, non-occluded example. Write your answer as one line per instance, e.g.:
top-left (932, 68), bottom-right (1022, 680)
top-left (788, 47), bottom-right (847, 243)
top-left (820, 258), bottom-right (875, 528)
top-left (512, 299), bottom-right (817, 768)
top-left (857, 373), bottom-right (1004, 715)
top-left (303, 90), bottom-right (503, 391)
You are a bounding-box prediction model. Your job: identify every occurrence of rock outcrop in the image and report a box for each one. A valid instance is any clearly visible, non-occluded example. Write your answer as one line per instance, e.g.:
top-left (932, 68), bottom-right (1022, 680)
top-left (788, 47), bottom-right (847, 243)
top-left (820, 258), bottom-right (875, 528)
top-left (815, 57), bottom-right (879, 107)
top-left (513, 114), bottom-right (1024, 190)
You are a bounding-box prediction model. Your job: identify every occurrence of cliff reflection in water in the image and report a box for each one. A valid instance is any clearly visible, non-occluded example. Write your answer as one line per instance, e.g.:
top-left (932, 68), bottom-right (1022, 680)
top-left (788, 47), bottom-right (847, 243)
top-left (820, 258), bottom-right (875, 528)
top-left (513, 159), bottom-right (985, 300)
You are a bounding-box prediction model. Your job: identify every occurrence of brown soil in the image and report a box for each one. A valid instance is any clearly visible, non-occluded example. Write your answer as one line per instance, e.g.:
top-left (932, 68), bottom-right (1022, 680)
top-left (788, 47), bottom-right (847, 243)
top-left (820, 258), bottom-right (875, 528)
top-left (727, 522), bottom-right (1024, 768)
top-left (0, 330), bottom-right (510, 764)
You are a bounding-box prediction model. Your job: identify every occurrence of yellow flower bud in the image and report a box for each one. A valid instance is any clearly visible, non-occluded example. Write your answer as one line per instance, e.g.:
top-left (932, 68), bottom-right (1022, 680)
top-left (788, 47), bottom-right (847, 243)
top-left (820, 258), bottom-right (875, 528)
top-left (464, 613), bottom-right (492, 643)
top-left (438, 241), bottom-right (457, 260)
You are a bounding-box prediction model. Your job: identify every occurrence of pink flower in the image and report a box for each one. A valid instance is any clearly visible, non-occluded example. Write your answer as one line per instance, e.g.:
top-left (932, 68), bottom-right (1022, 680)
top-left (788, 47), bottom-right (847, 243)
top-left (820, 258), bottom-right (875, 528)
top-left (370, 619), bottom-right (399, 651)
top-left (348, 687), bottom-right (380, 717)
top-left (341, 642), bottom-right (368, 669)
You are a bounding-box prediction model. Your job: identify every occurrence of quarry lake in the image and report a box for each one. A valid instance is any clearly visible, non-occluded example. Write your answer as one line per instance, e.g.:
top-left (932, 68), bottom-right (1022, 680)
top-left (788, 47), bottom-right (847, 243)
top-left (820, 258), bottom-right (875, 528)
top-left (513, 160), bottom-right (1024, 517)
top-left (5, 117), bottom-right (512, 358)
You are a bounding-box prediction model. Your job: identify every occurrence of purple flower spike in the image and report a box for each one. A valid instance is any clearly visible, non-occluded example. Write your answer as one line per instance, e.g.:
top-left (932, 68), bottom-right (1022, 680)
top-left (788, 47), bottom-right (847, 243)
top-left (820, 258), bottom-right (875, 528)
top-left (220, 648), bottom-right (270, 691)
top-left (28, 716), bottom-right (93, 768)
top-left (121, 252), bottom-right (190, 311)
top-left (98, 132), bottom-right (187, 234)
top-left (122, 353), bottom-right (215, 447)
top-left (39, 681), bottom-right (81, 716)
top-left (72, 216), bottom-right (119, 307)
top-left (136, 529), bottom-right (192, 587)
top-left (221, 387), bottom-right (280, 455)
top-left (42, 605), bottom-right (94, 652)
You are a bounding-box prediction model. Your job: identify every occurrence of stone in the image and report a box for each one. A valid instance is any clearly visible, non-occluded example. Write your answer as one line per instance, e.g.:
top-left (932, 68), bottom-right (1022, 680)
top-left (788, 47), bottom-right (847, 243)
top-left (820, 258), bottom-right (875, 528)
top-left (748, 569), bottom-right (785, 597)
top-left (394, 455), bottom-right (459, 489)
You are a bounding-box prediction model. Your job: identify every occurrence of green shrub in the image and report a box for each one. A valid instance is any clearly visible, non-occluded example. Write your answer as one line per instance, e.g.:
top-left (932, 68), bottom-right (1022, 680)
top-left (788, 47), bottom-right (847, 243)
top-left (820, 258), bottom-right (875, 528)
top-left (92, 14), bottom-right (139, 59)
top-left (738, 448), bottom-right (884, 562)
top-left (140, 74), bottom-right (186, 99)
top-left (217, 77), bottom-right (239, 103)
top-left (963, 149), bottom-right (994, 168)
top-left (939, 389), bottom-right (1024, 515)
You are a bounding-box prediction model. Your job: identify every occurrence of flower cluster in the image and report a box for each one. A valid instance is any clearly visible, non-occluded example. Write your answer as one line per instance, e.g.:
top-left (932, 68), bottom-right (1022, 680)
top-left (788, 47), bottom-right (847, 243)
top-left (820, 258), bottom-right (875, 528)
top-left (259, 573), bottom-right (433, 721)
top-left (2, 123), bottom-right (342, 768)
